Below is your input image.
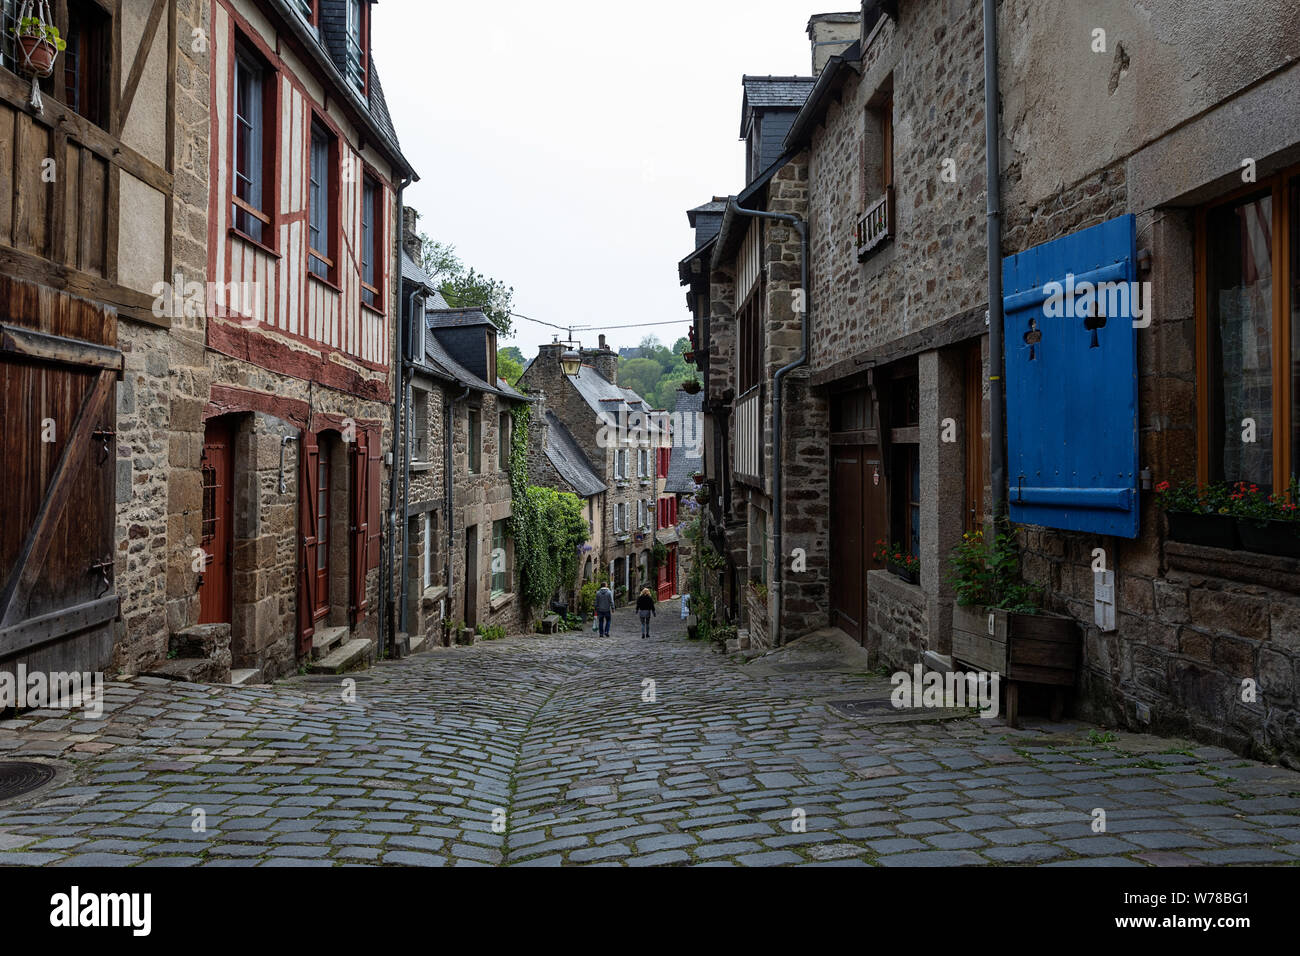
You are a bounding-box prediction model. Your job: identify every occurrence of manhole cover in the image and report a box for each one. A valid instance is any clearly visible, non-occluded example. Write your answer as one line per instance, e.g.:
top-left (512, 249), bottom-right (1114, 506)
top-left (832, 698), bottom-right (921, 717)
top-left (0, 761), bottom-right (56, 801)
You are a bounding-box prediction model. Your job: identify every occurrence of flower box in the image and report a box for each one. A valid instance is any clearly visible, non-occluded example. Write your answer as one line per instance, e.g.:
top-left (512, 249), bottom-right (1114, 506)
top-left (1235, 518), bottom-right (1300, 559)
top-left (887, 560), bottom-right (919, 585)
top-left (1166, 512), bottom-right (1238, 550)
top-left (681, 380), bottom-right (702, 395)
top-left (951, 604), bottom-right (1080, 727)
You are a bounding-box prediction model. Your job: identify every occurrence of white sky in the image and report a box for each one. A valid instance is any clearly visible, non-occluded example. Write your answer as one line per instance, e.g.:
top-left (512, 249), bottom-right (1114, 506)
top-left (373, 0), bottom-right (842, 358)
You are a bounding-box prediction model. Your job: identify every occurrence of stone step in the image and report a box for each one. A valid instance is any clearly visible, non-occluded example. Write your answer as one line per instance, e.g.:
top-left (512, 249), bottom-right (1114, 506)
top-left (407, 632), bottom-right (427, 654)
top-left (306, 638), bottom-right (374, 676)
top-left (229, 668), bottom-right (261, 686)
top-left (143, 657), bottom-right (229, 685)
top-left (311, 625), bottom-right (348, 661)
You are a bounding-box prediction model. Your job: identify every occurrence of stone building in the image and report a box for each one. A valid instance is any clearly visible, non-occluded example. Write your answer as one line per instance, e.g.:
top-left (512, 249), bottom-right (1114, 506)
top-left (115, 0), bottom-right (415, 683)
top-left (519, 338), bottom-right (658, 604)
top-left (663, 387), bottom-right (706, 602)
top-left (681, 0), bottom-right (1300, 765)
top-left (0, 0), bottom-right (189, 682)
top-left (397, 238), bottom-right (527, 647)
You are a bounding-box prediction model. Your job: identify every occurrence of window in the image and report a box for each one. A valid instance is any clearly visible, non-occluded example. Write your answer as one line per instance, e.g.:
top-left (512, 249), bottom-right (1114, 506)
top-left (498, 412), bottom-right (510, 472)
top-left (411, 389), bottom-right (429, 462)
top-left (294, 0), bottom-right (315, 24)
top-left (887, 364), bottom-right (920, 561)
top-left (1198, 170), bottom-right (1300, 493)
top-left (411, 297), bottom-right (426, 361)
top-left (308, 121), bottom-right (337, 281)
top-left (738, 284), bottom-right (764, 393)
top-left (587, 498), bottom-right (594, 537)
top-left (61, 1), bottom-right (110, 129)
top-left (423, 511), bottom-right (435, 591)
top-left (491, 519), bottom-right (509, 596)
top-left (638, 448), bottom-right (648, 478)
top-left (468, 408), bottom-right (481, 474)
top-left (345, 0), bottom-right (367, 93)
top-left (615, 450), bottom-right (627, 480)
top-left (862, 82), bottom-right (894, 203)
top-left (233, 40), bottom-right (274, 243)
top-left (360, 175), bottom-right (383, 309)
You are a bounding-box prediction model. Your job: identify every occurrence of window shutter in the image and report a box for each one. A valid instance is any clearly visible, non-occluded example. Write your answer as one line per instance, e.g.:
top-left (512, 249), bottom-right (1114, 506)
top-left (297, 431), bottom-right (320, 656)
top-left (1002, 214), bottom-right (1140, 538)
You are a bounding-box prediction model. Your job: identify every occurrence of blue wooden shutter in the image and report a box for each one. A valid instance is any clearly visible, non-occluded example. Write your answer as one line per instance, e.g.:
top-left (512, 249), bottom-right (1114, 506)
top-left (1002, 214), bottom-right (1140, 538)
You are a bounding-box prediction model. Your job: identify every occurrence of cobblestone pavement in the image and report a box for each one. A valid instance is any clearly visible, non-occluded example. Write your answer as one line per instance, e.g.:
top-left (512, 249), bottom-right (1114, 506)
top-left (0, 604), bottom-right (1298, 867)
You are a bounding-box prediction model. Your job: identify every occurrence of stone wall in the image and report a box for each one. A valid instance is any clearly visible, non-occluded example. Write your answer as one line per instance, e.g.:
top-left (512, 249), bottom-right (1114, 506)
top-left (866, 570), bottom-right (929, 672)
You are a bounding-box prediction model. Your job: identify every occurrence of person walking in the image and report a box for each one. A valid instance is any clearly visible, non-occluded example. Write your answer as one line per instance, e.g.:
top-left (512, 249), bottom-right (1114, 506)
top-left (636, 587), bottom-right (656, 639)
top-left (594, 582), bottom-right (615, 637)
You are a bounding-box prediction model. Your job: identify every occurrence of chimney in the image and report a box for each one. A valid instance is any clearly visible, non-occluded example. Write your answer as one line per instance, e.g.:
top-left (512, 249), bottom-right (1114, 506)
top-left (582, 337), bottom-right (618, 385)
top-left (402, 205), bottom-right (423, 265)
top-left (807, 12), bottom-right (861, 76)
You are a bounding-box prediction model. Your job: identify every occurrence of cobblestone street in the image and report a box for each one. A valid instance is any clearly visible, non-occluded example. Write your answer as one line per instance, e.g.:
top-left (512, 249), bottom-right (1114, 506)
top-left (1, 605), bottom-right (1297, 868)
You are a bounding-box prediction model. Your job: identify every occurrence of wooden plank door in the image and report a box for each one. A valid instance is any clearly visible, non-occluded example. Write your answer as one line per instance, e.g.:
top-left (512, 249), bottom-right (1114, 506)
top-left (199, 419), bottom-right (234, 624)
top-left (297, 430), bottom-right (320, 656)
top-left (0, 279), bottom-right (120, 676)
top-left (830, 449), bottom-right (865, 641)
top-left (349, 429), bottom-right (369, 624)
top-left (464, 526), bottom-right (478, 628)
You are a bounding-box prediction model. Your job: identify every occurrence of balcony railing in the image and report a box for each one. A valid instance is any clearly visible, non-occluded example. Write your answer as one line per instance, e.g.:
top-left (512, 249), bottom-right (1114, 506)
top-left (855, 186), bottom-right (895, 260)
top-left (734, 384), bottom-right (763, 486)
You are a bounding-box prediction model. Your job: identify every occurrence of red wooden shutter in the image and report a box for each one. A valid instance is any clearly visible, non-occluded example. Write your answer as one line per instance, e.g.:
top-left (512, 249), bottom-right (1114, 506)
top-left (297, 431), bottom-right (320, 656)
top-left (367, 427), bottom-right (382, 570)
top-left (350, 429), bottom-right (369, 622)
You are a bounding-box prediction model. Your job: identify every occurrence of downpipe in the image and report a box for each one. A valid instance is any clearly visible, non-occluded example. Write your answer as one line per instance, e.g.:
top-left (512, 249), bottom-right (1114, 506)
top-left (726, 199), bottom-right (810, 648)
top-left (984, 0), bottom-right (1006, 521)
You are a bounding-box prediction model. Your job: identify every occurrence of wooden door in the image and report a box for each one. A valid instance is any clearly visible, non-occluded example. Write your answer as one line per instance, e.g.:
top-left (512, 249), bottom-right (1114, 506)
top-left (199, 420), bottom-right (234, 624)
top-left (831, 444), bottom-right (888, 645)
top-left (314, 440), bottom-right (331, 620)
top-left (464, 526), bottom-right (478, 627)
top-left (349, 429), bottom-right (369, 624)
top-left (297, 430), bottom-right (320, 656)
top-left (0, 278), bottom-right (119, 676)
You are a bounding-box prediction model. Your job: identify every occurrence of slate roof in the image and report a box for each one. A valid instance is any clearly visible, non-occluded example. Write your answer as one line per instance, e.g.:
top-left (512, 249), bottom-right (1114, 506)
top-left (568, 364), bottom-right (649, 419)
top-left (419, 327), bottom-right (525, 402)
top-left (427, 307), bottom-right (499, 331)
top-left (544, 411), bottom-right (606, 498)
top-left (665, 388), bottom-right (705, 494)
top-left (401, 249), bottom-right (435, 290)
top-left (281, 0), bottom-right (412, 178)
top-left (740, 75), bottom-right (816, 136)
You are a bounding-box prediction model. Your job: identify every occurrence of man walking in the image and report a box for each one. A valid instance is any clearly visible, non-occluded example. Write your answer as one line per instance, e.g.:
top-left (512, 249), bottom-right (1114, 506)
top-left (594, 581), bottom-right (615, 637)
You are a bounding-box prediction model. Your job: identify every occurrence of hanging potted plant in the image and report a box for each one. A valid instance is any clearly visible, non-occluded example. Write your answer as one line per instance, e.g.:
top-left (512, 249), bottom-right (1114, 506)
top-left (12, 7), bottom-right (66, 79)
top-left (681, 378), bottom-right (702, 395)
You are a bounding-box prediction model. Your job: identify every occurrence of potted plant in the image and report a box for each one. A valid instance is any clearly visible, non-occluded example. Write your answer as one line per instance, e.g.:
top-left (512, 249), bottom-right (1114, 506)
top-left (946, 521), bottom-right (1079, 724)
top-left (1229, 478), bottom-right (1300, 558)
top-left (1156, 480), bottom-right (1238, 549)
top-left (873, 539), bottom-right (920, 585)
top-left (691, 470), bottom-right (705, 485)
top-left (12, 15), bottom-right (66, 77)
top-left (683, 351), bottom-right (696, 364)
top-left (681, 378), bottom-right (702, 395)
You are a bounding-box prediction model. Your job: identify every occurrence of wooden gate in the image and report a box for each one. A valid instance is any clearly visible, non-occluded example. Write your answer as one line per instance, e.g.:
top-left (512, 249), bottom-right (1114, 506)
top-left (0, 277), bottom-right (120, 676)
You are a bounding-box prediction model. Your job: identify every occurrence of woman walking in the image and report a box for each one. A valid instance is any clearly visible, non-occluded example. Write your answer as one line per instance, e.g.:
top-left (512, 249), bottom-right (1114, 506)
top-left (636, 587), bottom-right (656, 639)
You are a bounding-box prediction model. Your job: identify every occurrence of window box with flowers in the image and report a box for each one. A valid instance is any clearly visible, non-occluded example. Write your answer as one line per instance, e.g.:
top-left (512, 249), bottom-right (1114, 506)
top-left (1157, 479), bottom-right (1300, 558)
top-left (873, 539), bottom-right (920, 585)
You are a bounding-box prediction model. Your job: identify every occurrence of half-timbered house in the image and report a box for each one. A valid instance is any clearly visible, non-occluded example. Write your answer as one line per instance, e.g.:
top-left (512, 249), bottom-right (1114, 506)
top-left (0, 0), bottom-right (194, 685)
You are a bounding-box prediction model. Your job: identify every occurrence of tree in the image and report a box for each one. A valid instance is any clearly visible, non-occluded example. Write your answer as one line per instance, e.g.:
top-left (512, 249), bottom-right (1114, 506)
top-left (618, 358), bottom-right (665, 402)
top-left (497, 349), bottom-right (524, 387)
top-left (672, 337), bottom-right (690, 355)
top-left (500, 345), bottom-right (525, 365)
top-left (417, 234), bottom-right (515, 337)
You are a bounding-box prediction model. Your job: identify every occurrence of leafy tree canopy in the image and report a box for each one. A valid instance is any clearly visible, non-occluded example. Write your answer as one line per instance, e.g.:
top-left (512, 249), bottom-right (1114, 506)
top-left (418, 235), bottom-right (515, 337)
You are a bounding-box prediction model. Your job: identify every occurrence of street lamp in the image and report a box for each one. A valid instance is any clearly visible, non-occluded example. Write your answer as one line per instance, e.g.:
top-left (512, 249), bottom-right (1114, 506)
top-left (560, 347), bottom-right (581, 376)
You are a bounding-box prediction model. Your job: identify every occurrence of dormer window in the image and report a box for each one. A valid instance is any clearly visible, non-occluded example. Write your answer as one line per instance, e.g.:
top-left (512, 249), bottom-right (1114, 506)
top-left (345, 0), bottom-right (367, 94)
top-left (293, 0), bottom-right (315, 24)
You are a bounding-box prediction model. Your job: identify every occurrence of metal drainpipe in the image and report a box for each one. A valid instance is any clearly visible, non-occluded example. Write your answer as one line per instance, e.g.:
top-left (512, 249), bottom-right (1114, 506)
top-left (385, 184), bottom-right (414, 658)
top-left (984, 0), bottom-right (1007, 521)
top-left (726, 199), bottom-right (810, 648)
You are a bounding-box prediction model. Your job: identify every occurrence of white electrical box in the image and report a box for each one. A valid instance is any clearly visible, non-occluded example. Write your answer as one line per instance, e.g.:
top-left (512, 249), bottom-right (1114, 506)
top-left (1095, 569), bottom-right (1116, 632)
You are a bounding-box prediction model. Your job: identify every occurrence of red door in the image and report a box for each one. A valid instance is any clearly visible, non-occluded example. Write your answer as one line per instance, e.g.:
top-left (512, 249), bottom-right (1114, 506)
top-left (199, 420), bottom-right (234, 624)
top-left (657, 544), bottom-right (677, 601)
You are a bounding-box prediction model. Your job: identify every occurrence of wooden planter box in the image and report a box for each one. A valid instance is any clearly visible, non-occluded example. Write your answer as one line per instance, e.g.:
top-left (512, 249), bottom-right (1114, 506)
top-left (951, 604), bottom-right (1080, 727)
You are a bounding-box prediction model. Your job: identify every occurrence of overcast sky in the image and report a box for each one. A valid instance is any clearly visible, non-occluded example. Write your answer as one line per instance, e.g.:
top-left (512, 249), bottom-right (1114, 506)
top-left (373, 0), bottom-right (840, 359)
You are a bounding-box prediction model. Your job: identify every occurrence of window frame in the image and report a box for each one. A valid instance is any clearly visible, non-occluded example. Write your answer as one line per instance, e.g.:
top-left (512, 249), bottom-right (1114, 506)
top-left (1195, 168), bottom-right (1298, 492)
top-left (360, 173), bottom-right (384, 312)
top-left (491, 518), bottom-right (509, 597)
top-left (345, 0), bottom-right (369, 95)
top-left (307, 117), bottom-right (339, 283)
top-left (498, 411), bottom-right (511, 472)
top-left (231, 36), bottom-right (277, 248)
top-left (467, 407), bottom-right (482, 474)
